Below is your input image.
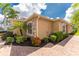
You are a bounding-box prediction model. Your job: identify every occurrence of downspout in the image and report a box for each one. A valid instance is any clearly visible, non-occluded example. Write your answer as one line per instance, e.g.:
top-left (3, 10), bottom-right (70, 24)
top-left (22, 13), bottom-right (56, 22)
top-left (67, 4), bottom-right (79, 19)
top-left (36, 15), bottom-right (40, 37)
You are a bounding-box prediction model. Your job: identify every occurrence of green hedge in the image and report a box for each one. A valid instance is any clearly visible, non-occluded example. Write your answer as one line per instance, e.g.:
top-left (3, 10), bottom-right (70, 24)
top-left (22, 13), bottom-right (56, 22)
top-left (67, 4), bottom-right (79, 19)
top-left (16, 36), bottom-right (25, 44)
top-left (53, 32), bottom-right (63, 42)
top-left (50, 31), bottom-right (69, 43)
top-left (43, 32), bottom-right (69, 43)
top-left (49, 35), bottom-right (57, 42)
top-left (6, 37), bottom-right (15, 43)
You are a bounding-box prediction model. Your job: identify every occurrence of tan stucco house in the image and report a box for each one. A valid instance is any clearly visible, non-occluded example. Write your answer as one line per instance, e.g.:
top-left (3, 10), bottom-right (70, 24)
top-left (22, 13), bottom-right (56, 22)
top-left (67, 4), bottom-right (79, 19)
top-left (11, 13), bottom-right (73, 39)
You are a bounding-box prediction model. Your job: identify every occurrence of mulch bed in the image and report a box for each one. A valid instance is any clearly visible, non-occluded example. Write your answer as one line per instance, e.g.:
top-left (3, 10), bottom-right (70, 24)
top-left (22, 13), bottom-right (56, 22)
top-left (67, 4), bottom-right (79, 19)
top-left (5, 37), bottom-right (48, 47)
top-left (4, 36), bottom-right (70, 47)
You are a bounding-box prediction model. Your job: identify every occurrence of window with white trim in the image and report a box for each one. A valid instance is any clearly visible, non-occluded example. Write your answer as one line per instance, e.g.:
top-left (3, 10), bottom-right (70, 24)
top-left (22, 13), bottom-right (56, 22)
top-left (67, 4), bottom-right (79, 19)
top-left (27, 22), bottom-right (33, 34)
top-left (62, 23), bottom-right (66, 32)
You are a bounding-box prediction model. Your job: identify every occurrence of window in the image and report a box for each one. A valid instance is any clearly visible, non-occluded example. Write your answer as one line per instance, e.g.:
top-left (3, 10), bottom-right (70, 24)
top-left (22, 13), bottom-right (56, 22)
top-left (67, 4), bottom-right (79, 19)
top-left (27, 23), bottom-right (33, 34)
top-left (62, 23), bottom-right (66, 32)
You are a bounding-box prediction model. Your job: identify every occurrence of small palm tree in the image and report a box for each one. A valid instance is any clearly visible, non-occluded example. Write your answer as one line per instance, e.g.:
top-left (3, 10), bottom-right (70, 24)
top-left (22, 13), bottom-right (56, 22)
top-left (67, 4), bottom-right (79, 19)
top-left (0, 3), bottom-right (28, 36)
top-left (9, 20), bottom-right (27, 36)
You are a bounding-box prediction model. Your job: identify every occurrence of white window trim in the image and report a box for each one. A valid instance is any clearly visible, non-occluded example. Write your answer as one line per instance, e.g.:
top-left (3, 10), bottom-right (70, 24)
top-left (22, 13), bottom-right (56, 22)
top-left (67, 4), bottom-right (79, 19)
top-left (27, 21), bottom-right (34, 36)
top-left (62, 23), bottom-right (66, 33)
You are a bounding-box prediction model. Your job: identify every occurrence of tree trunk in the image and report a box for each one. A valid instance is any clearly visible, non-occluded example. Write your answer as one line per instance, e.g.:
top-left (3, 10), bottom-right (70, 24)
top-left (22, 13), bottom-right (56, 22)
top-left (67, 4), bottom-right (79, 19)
top-left (3, 17), bottom-right (8, 30)
top-left (20, 29), bottom-right (23, 36)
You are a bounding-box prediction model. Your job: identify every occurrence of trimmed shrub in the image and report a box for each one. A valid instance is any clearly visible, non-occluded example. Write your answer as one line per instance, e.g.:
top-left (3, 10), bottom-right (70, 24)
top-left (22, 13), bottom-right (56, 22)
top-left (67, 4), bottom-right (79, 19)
top-left (49, 35), bottom-right (57, 42)
top-left (16, 36), bottom-right (25, 44)
top-left (32, 36), bottom-right (41, 46)
top-left (43, 37), bottom-right (49, 43)
top-left (49, 32), bottom-right (69, 43)
top-left (52, 32), bottom-right (64, 42)
top-left (6, 37), bottom-right (15, 43)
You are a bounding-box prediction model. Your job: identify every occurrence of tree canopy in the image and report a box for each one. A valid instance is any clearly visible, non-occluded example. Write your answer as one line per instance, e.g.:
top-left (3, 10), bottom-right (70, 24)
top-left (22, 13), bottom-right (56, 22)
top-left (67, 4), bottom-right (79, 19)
top-left (71, 3), bottom-right (79, 8)
top-left (0, 3), bottom-right (19, 30)
top-left (71, 3), bottom-right (79, 28)
top-left (0, 3), bottom-right (19, 19)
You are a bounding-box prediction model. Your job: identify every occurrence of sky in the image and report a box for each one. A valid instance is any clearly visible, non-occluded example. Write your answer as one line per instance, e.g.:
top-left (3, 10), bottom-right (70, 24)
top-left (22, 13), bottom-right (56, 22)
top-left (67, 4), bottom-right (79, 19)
top-left (11, 3), bottom-right (71, 18)
top-left (41, 3), bottom-right (71, 18)
top-left (0, 3), bottom-right (72, 23)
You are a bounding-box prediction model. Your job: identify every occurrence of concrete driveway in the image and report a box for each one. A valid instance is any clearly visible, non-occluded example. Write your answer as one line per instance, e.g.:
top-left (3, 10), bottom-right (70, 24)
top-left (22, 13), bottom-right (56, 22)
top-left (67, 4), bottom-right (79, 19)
top-left (0, 35), bottom-right (79, 56)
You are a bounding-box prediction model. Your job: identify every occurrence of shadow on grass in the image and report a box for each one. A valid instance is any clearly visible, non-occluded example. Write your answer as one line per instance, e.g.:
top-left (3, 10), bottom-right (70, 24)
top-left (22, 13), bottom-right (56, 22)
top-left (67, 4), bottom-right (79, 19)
top-left (58, 35), bottom-right (74, 46)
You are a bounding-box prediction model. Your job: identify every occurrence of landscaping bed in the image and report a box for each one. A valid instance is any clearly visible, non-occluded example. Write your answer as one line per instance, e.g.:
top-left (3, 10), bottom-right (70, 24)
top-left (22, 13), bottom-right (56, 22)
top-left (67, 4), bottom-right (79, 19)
top-left (1, 31), bottom-right (70, 47)
top-left (5, 37), bottom-right (48, 47)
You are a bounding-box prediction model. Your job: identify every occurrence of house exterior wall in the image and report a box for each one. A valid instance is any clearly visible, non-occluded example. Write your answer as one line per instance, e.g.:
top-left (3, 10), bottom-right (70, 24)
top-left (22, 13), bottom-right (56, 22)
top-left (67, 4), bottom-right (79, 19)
top-left (38, 18), bottom-right (53, 39)
top-left (11, 14), bottom-right (73, 39)
top-left (26, 17), bottom-right (53, 39)
top-left (26, 18), bottom-right (73, 39)
top-left (59, 22), bottom-right (67, 32)
top-left (52, 21), bottom-right (68, 33)
top-left (52, 21), bottom-right (60, 32)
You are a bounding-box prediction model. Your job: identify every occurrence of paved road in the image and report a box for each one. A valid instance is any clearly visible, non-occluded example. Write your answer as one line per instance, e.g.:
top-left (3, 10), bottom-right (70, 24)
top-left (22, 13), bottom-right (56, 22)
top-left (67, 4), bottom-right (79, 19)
top-left (0, 35), bottom-right (79, 56)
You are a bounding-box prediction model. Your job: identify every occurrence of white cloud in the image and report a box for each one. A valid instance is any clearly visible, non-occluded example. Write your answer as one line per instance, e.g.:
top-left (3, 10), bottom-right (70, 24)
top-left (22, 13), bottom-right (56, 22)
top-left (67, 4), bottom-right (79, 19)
top-left (64, 3), bottom-right (79, 23)
top-left (0, 14), bottom-right (4, 22)
top-left (56, 17), bottom-right (60, 19)
top-left (50, 18), bottom-right (54, 19)
top-left (13, 3), bottom-right (47, 19)
top-left (0, 14), bottom-right (4, 28)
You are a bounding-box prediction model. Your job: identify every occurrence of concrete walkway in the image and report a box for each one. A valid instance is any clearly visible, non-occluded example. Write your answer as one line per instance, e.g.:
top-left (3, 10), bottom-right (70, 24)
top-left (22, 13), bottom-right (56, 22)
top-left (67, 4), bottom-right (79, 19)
top-left (0, 36), bottom-right (11, 56)
top-left (0, 45), bottom-right (11, 56)
top-left (0, 35), bottom-right (79, 56)
top-left (28, 35), bottom-right (79, 56)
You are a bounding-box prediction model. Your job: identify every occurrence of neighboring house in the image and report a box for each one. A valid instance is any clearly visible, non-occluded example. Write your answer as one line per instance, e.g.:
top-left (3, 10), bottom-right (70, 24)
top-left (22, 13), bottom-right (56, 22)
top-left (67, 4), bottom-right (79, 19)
top-left (11, 13), bottom-right (73, 39)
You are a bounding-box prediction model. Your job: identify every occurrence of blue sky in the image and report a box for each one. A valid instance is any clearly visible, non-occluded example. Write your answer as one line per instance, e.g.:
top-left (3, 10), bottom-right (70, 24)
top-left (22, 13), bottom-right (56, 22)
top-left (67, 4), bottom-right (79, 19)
top-left (11, 3), bottom-right (71, 18)
top-left (0, 3), bottom-right (72, 19)
top-left (41, 3), bottom-right (72, 18)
